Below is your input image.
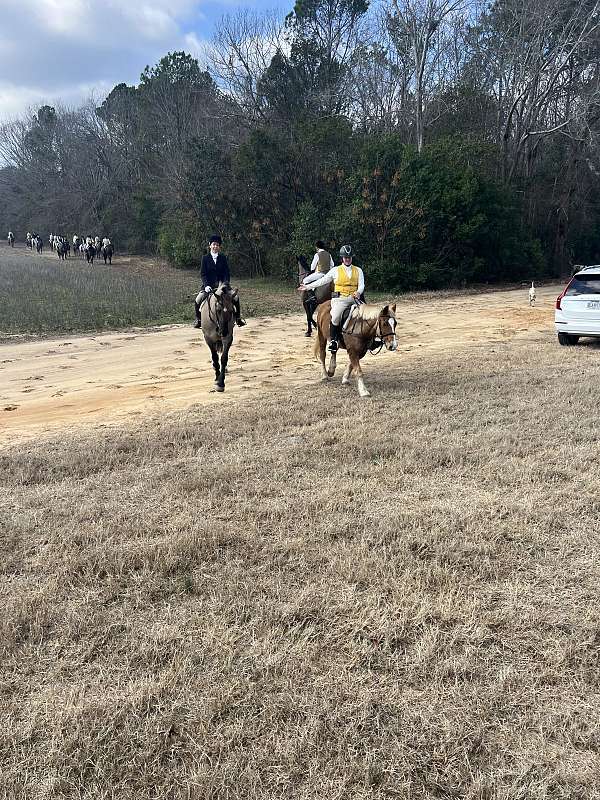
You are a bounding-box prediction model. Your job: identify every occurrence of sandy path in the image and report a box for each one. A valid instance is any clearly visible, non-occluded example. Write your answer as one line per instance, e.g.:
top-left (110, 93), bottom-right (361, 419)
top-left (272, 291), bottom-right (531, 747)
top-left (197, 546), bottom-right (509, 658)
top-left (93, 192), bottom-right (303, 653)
top-left (0, 286), bottom-right (558, 445)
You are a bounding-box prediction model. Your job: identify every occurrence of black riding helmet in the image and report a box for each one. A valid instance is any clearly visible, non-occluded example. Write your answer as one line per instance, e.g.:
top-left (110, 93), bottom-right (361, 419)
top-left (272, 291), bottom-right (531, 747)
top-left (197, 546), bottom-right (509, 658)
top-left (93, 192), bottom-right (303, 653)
top-left (339, 245), bottom-right (352, 258)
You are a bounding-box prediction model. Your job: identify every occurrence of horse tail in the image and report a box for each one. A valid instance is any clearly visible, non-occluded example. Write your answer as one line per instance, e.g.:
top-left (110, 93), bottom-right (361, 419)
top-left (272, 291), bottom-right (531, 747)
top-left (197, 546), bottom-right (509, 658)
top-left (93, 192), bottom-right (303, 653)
top-left (313, 334), bottom-right (321, 360)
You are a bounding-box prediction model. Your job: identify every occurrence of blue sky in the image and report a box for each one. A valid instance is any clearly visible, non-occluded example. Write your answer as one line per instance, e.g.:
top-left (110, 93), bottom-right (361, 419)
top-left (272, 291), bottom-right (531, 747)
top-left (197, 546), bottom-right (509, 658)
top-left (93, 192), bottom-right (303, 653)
top-left (0, 0), bottom-right (286, 121)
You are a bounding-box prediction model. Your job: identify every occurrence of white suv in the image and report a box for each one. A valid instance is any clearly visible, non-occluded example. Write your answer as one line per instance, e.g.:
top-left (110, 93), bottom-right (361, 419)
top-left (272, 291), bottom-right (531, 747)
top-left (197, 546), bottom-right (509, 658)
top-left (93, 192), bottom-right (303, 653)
top-left (555, 266), bottom-right (600, 345)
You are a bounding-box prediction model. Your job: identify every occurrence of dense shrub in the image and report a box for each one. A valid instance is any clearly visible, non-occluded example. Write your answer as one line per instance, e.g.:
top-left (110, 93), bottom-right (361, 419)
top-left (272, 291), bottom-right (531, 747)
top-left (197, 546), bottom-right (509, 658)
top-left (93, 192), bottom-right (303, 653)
top-left (326, 136), bottom-right (546, 290)
top-left (158, 215), bottom-right (206, 270)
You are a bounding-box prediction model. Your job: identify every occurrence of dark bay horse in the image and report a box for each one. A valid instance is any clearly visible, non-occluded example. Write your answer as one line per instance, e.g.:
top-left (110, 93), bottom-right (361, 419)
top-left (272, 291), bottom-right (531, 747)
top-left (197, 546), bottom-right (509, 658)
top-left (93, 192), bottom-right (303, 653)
top-left (57, 240), bottom-right (68, 260)
top-left (297, 255), bottom-right (332, 337)
top-left (102, 244), bottom-right (114, 264)
top-left (314, 300), bottom-right (397, 397)
top-left (200, 283), bottom-right (237, 392)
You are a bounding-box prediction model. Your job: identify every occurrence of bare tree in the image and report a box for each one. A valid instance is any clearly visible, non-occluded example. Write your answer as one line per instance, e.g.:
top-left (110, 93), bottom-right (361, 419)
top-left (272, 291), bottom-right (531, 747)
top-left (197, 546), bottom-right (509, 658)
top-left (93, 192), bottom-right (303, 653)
top-left (209, 10), bottom-right (285, 122)
top-left (348, 9), bottom-right (415, 133)
top-left (386, 0), bottom-right (467, 151)
top-left (470, 0), bottom-right (600, 181)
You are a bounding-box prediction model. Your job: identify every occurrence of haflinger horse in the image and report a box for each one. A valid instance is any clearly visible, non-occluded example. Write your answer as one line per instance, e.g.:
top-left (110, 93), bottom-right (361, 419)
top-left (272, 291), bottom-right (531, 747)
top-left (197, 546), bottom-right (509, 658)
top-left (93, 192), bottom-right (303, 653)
top-left (314, 299), bottom-right (397, 397)
top-left (297, 255), bottom-right (332, 337)
top-left (200, 282), bottom-right (238, 392)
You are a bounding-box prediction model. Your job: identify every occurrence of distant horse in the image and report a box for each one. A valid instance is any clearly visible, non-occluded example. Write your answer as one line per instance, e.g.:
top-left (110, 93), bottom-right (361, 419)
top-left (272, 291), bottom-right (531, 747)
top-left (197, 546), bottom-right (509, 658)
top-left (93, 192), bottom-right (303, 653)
top-left (297, 255), bottom-right (332, 337)
top-left (35, 236), bottom-right (43, 253)
top-left (7, 232), bottom-right (14, 247)
top-left (314, 300), bottom-right (397, 397)
top-left (57, 240), bottom-right (69, 260)
top-left (101, 244), bottom-right (113, 264)
top-left (200, 283), bottom-right (238, 392)
top-left (85, 244), bottom-right (96, 264)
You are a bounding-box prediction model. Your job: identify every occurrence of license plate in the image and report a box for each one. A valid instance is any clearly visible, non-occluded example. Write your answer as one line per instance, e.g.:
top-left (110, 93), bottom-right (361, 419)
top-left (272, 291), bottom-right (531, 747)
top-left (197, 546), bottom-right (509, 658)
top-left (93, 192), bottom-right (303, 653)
top-left (587, 301), bottom-right (600, 309)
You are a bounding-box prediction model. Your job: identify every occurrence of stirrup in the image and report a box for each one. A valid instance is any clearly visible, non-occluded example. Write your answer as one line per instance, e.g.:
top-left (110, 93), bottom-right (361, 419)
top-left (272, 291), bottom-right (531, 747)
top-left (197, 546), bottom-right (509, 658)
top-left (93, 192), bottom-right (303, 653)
top-left (235, 318), bottom-right (247, 327)
top-left (328, 340), bottom-right (338, 353)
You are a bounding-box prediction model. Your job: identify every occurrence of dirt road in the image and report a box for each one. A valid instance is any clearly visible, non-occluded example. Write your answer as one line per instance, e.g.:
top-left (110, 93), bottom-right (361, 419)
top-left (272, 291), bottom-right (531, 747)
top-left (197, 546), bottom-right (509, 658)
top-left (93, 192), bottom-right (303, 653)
top-left (0, 286), bottom-right (558, 445)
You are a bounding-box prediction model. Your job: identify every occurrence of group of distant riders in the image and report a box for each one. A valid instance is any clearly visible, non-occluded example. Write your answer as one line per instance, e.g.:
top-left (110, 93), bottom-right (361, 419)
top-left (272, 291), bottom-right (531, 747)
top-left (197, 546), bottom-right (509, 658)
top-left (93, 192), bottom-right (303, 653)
top-left (6, 231), bottom-right (114, 264)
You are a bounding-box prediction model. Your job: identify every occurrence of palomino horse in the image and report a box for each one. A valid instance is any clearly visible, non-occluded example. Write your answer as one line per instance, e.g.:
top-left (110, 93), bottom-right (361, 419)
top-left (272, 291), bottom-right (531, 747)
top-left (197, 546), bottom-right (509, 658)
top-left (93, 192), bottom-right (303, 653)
top-left (297, 255), bottom-right (332, 337)
top-left (314, 300), bottom-right (397, 397)
top-left (200, 282), bottom-right (238, 392)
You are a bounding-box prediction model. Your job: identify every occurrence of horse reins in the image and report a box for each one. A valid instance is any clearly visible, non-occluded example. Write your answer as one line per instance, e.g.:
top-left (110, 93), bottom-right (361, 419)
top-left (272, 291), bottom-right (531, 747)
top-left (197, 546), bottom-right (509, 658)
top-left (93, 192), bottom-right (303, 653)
top-left (342, 312), bottom-right (396, 355)
top-left (206, 292), bottom-right (233, 337)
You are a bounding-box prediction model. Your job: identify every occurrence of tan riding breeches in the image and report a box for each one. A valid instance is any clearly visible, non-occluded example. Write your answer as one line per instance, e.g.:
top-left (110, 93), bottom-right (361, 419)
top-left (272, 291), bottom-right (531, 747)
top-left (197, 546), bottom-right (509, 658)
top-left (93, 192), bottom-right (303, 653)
top-left (330, 296), bottom-right (355, 326)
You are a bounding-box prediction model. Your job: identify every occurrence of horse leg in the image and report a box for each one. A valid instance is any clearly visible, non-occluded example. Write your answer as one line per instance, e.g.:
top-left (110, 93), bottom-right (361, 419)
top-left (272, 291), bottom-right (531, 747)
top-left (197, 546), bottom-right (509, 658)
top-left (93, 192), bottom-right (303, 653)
top-left (327, 350), bottom-right (337, 378)
top-left (350, 353), bottom-right (370, 398)
top-left (207, 342), bottom-right (220, 385)
top-left (303, 301), bottom-right (312, 336)
top-left (317, 328), bottom-right (329, 381)
top-left (341, 362), bottom-right (353, 385)
top-left (216, 337), bottom-right (232, 392)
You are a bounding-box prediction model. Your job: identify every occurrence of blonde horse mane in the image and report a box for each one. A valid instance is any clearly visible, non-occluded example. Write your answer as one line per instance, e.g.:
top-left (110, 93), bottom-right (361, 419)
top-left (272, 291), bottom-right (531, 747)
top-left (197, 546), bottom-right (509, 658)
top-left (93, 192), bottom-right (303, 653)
top-left (353, 302), bottom-right (396, 321)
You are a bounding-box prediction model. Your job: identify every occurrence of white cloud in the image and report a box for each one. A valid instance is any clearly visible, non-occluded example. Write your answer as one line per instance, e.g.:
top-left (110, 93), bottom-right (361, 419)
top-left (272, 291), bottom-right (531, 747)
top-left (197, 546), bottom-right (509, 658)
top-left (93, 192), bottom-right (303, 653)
top-left (0, 0), bottom-right (215, 120)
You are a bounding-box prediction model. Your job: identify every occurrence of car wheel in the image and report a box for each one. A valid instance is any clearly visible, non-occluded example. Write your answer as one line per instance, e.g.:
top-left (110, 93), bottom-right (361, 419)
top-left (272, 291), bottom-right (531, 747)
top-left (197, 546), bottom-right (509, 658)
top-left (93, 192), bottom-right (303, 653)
top-left (558, 332), bottom-right (574, 346)
top-left (567, 334), bottom-right (580, 345)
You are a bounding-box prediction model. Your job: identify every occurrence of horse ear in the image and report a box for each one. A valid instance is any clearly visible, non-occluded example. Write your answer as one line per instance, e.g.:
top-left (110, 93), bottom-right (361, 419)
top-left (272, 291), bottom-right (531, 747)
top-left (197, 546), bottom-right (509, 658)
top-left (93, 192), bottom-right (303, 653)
top-left (390, 303), bottom-right (396, 315)
top-left (232, 288), bottom-right (239, 299)
top-left (381, 304), bottom-right (389, 316)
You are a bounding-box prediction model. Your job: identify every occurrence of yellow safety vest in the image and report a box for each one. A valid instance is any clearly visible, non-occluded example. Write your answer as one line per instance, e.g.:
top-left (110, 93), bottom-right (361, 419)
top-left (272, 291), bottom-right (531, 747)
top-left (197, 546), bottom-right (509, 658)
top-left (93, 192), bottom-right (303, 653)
top-left (334, 265), bottom-right (359, 297)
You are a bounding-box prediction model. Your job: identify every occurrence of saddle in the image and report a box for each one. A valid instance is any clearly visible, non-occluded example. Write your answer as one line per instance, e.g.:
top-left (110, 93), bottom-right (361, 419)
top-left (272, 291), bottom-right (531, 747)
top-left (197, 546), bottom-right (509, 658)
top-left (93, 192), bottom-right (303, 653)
top-left (338, 301), bottom-right (383, 352)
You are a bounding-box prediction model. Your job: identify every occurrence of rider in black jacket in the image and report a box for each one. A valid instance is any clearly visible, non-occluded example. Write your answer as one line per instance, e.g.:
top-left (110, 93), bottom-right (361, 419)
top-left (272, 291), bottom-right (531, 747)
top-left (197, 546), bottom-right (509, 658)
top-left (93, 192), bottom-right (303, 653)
top-left (194, 235), bottom-right (246, 328)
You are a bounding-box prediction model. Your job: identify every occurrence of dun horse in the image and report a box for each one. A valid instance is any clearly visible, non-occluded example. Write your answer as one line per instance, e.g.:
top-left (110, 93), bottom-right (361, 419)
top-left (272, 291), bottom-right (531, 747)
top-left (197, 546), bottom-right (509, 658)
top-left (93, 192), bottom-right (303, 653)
top-left (314, 300), bottom-right (397, 397)
top-left (200, 283), bottom-right (238, 392)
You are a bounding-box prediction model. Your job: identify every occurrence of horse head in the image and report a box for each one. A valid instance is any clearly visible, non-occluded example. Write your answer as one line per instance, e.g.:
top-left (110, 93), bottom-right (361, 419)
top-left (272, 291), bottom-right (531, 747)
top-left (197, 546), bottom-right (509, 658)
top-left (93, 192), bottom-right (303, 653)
top-left (377, 304), bottom-right (397, 351)
top-left (214, 282), bottom-right (238, 314)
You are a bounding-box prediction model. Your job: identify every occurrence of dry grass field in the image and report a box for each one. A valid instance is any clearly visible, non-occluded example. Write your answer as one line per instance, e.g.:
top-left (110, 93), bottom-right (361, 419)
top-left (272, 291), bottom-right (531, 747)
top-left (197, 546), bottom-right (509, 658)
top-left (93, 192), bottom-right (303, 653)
top-left (2, 320), bottom-right (600, 798)
top-left (0, 244), bottom-right (310, 337)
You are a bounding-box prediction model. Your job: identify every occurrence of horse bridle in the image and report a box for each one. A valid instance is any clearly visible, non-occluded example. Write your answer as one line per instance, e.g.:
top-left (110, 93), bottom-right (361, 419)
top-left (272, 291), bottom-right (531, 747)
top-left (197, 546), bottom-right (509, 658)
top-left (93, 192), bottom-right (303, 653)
top-left (206, 290), bottom-right (234, 336)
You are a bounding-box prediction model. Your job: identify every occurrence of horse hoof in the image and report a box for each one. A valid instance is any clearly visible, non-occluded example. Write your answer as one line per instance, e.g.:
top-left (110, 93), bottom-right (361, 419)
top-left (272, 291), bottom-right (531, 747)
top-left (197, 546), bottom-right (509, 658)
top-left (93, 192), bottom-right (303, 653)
top-left (215, 385), bottom-right (225, 392)
top-left (359, 390), bottom-right (371, 398)
top-left (305, 331), bottom-right (312, 337)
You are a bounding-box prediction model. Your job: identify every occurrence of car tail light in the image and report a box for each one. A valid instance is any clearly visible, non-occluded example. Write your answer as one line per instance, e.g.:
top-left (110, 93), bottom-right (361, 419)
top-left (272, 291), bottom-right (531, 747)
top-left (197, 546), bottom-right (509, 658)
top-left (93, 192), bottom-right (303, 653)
top-left (556, 280), bottom-right (573, 310)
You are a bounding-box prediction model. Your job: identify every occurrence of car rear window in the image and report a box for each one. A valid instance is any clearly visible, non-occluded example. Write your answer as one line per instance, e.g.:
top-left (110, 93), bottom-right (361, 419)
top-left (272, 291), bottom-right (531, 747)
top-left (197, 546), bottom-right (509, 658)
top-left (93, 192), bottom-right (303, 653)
top-left (566, 276), bottom-right (600, 295)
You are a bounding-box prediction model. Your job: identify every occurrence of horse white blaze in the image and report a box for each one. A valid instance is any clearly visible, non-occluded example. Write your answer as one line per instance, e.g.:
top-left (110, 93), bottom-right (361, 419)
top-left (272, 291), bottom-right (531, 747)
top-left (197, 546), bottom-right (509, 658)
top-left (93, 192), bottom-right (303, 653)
top-left (388, 317), bottom-right (398, 350)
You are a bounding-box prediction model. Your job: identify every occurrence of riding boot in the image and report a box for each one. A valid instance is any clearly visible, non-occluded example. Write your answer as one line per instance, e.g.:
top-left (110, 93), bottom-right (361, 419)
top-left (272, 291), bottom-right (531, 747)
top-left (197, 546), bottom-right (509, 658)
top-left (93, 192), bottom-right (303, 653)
top-left (234, 297), bottom-right (246, 327)
top-left (193, 301), bottom-right (201, 329)
top-left (328, 323), bottom-right (340, 352)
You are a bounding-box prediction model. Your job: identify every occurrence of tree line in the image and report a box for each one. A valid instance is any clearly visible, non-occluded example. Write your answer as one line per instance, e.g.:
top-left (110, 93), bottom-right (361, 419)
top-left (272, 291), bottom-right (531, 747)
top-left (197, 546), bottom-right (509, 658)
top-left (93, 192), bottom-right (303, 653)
top-left (2, 0), bottom-right (600, 289)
